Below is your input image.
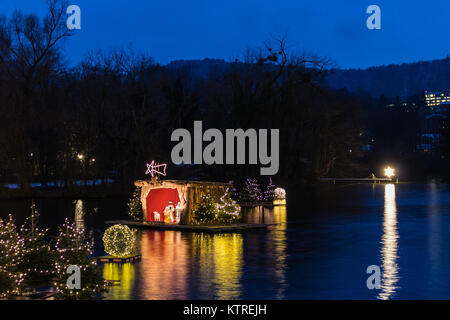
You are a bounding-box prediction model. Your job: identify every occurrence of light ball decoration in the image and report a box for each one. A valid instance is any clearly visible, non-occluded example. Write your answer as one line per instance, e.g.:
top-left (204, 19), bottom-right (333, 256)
top-left (102, 225), bottom-right (136, 257)
top-left (274, 187), bottom-right (286, 200)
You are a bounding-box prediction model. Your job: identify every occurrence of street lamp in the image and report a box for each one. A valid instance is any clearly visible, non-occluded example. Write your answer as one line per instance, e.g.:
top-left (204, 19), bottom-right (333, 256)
top-left (384, 166), bottom-right (395, 178)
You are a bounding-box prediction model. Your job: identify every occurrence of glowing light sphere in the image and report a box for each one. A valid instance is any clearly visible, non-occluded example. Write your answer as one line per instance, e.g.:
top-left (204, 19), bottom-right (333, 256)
top-left (102, 224), bottom-right (136, 257)
top-left (274, 187), bottom-right (286, 200)
top-left (384, 166), bottom-right (395, 178)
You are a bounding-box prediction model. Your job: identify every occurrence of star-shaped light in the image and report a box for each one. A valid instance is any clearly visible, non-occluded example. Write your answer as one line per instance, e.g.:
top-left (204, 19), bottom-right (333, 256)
top-left (145, 160), bottom-right (167, 177)
top-left (384, 166), bottom-right (395, 178)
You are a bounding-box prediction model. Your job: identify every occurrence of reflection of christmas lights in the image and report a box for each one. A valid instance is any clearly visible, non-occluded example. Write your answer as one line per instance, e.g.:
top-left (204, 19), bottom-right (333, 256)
top-left (145, 160), bottom-right (167, 177)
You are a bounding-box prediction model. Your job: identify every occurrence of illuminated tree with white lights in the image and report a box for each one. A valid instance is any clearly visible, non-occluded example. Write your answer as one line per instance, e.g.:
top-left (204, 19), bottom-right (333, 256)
top-left (17, 202), bottom-right (55, 289)
top-left (240, 178), bottom-right (263, 203)
top-left (127, 186), bottom-right (143, 221)
top-left (53, 219), bottom-right (108, 300)
top-left (263, 178), bottom-right (276, 202)
top-left (216, 188), bottom-right (241, 223)
top-left (0, 215), bottom-right (25, 297)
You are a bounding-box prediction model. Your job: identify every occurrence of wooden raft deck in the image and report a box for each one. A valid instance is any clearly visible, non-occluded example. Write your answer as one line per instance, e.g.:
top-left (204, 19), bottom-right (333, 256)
top-left (105, 220), bottom-right (274, 233)
top-left (93, 254), bottom-right (142, 263)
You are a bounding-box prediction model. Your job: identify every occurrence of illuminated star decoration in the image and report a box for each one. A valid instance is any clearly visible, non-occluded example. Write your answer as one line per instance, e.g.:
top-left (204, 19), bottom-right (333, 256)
top-left (145, 160), bottom-right (167, 178)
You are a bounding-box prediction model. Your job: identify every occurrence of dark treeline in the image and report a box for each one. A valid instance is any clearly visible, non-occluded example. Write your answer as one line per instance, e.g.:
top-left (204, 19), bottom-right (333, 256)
top-left (0, 1), bottom-right (368, 195)
top-left (326, 57), bottom-right (450, 99)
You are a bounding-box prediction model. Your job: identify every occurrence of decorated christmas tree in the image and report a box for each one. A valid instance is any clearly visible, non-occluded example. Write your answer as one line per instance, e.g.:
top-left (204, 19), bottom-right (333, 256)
top-left (127, 186), bottom-right (143, 221)
top-left (263, 178), bottom-right (276, 202)
top-left (228, 180), bottom-right (240, 201)
top-left (0, 215), bottom-right (25, 298)
top-left (193, 192), bottom-right (219, 224)
top-left (17, 202), bottom-right (54, 290)
top-left (240, 178), bottom-right (263, 203)
top-left (53, 219), bottom-right (108, 299)
top-left (216, 188), bottom-right (241, 223)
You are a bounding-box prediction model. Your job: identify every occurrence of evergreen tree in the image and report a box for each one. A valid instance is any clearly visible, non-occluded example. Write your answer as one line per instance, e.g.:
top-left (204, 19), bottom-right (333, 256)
top-left (127, 186), bottom-right (143, 221)
top-left (263, 178), bottom-right (276, 202)
top-left (0, 215), bottom-right (25, 297)
top-left (240, 178), bottom-right (263, 203)
top-left (193, 192), bottom-right (218, 224)
top-left (53, 219), bottom-right (108, 300)
top-left (216, 188), bottom-right (241, 223)
top-left (228, 181), bottom-right (240, 201)
top-left (17, 202), bottom-right (54, 289)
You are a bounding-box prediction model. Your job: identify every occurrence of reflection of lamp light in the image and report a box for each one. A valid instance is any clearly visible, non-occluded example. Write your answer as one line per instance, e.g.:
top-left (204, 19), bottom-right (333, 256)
top-left (384, 166), bottom-right (395, 178)
top-left (378, 184), bottom-right (399, 300)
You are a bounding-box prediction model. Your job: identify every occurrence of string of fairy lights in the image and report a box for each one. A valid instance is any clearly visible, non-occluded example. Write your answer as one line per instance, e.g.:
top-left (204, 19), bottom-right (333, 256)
top-left (215, 188), bottom-right (241, 217)
top-left (0, 204), bottom-right (109, 299)
top-left (193, 188), bottom-right (241, 224)
top-left (102, 224), bottom-right (136, 258)
top-left (53, 218), bottom-right (109, 299)
top-left (0, 215), bottom-right (26, 297)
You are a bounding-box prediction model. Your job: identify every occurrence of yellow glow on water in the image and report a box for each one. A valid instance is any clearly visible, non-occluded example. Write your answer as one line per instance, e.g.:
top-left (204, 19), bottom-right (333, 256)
top-left (74, 200), bottom-right (85, 231)
top-left (378, 184), bottom-right (399, 300)
top-left (193, 233), bottom-right (243, 300)
top-left (273, 199), bottom-right (286, 206)
top-left (103, 263), bottom-right (135, 300)
top-left (212, 234), bottom-right (244, 299)
top-left (272, 204), bottom-right (288, 299)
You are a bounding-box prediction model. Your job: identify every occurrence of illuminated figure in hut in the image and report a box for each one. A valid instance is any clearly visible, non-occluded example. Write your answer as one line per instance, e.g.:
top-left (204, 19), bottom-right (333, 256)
top-left (163, 201), bottom-right (175, 224)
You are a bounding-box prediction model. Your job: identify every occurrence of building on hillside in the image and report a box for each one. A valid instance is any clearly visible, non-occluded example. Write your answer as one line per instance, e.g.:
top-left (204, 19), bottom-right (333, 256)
top-left (424, 91), bottom-right (450, 107)
top-left (417, 91), bottom-right (450, 151)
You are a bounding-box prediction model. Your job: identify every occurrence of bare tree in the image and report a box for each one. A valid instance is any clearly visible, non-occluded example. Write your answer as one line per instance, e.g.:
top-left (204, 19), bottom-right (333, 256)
top-left (0, 0), bottom-right (72, 192)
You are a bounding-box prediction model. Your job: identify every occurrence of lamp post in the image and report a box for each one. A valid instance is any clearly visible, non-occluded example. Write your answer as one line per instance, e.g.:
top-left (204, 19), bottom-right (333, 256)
top-left (384, 166), bottom-right (398, 183)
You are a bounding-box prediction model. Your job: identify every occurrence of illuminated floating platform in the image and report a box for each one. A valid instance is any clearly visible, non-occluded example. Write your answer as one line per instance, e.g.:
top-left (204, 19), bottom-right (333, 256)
top-left (105, 220), bottom-right (274, 233)
top-left (94, 254), bottom-right (142, 263)
top-left (240, 200), bottom-right (287, 207)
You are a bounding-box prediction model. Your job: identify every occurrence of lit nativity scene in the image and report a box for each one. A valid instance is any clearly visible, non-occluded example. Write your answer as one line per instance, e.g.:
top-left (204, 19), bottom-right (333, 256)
top-left (120, 161), bottom-right (287, 230)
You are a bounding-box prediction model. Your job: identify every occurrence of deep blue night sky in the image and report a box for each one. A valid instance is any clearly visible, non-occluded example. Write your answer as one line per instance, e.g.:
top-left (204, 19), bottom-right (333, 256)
top-left (1, 0), bottom-right (449, 69)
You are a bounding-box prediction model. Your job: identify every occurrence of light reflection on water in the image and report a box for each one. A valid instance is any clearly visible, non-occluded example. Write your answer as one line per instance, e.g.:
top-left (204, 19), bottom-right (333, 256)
top-left (103, 263), bottom-right (135, 300)
top-left (101, 205), bottom-right (287, 300)
top-left (7, 183), bottom-right (450, 298)
top-left (193, 233), bottom-right (243, 299)
top-left (378, 184), bottom-right (399, 300)
top-left (74, 200), bottom-right (85, 231)
top-left (139, 231), bottom-right (189, 299)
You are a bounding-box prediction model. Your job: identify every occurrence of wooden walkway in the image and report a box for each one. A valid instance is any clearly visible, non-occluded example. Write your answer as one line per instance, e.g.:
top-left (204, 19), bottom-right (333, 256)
top-left (105, 220), bottom-right (274, 233)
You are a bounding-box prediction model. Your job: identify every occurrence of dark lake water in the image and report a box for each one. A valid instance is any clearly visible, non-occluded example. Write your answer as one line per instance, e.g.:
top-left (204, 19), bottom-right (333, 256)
top-left (2, 182), bottom-right (450, 299)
